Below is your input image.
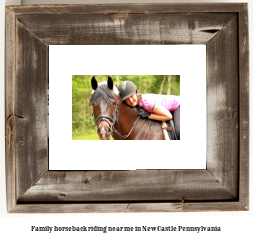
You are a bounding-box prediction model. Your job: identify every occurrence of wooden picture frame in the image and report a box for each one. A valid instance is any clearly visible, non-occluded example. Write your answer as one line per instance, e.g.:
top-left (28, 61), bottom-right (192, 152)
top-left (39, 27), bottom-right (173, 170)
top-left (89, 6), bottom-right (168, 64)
top-left (5, 3), bottom-right (249, 213)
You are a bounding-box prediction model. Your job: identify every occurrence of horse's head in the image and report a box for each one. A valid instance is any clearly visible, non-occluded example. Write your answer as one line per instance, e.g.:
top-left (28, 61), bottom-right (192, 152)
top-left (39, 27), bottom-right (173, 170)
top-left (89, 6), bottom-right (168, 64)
top-left (89, 76), bottom-right (120, 140)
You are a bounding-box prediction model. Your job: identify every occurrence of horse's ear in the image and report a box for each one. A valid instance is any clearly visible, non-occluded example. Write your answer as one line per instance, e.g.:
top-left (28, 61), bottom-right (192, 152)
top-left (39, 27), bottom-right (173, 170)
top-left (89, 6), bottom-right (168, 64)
top-left (91, 76), bottom-right (98, 90)
top-left (107, 76), bottom-right (113, 90)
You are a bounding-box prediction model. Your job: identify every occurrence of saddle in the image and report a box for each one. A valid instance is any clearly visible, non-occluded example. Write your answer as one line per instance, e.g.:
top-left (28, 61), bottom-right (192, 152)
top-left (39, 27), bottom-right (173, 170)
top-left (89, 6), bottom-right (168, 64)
top-left (135, 105), bottom-right (180, 140)
top-left (162, 119), bottom-right (179, 140)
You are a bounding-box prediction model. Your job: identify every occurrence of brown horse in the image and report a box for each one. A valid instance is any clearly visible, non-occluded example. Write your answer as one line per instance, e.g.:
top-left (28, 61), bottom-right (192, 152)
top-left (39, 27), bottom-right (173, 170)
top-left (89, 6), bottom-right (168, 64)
top-left (89, 76), bottom-right (164, 140)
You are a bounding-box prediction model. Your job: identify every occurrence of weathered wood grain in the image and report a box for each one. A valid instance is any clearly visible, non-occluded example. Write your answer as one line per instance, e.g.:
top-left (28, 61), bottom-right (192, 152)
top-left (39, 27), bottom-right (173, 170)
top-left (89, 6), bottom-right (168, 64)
top-left (206, 16), bottom-right (239, 198)
top-left (5, 7), bottom-right (17, 212)
top-left (7, 3), bottom-right (246, 15)
top-left (18, 170), bottom-right (236, 202)
top-left (16, 13), bottom-right (236, 45)
top-left (126, 202), bottom-right (248, 212)
top-left (15, 20), bottom-right (48, 200)
top-left (238, 4), bottom-right (249, 209)
top-left (10, 202), bottom-right (247, 213)
top-left (10, 203), bottom-right (134, 213)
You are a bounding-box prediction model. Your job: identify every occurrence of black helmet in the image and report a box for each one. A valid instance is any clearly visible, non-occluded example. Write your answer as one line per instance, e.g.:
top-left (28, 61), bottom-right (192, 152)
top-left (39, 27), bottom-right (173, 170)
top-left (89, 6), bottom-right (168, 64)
top-left (118, 81), bottom-right (137, 101)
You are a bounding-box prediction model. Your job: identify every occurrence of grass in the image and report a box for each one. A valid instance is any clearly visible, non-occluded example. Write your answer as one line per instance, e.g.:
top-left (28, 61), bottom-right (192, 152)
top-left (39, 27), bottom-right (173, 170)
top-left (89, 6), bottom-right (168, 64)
top-left (72, 132), bottom-right (114, 140)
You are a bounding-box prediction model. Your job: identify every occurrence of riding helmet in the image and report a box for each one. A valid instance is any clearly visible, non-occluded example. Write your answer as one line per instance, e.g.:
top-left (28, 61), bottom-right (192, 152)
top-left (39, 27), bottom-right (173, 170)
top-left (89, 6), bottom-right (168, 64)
top-left (118, 81), bottom-right (137, 101)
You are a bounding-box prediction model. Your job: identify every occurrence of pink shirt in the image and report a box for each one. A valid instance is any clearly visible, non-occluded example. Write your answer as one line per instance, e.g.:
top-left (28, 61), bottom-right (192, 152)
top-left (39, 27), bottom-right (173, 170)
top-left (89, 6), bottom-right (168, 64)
top-left (139, 94), bottom-right (180, 113)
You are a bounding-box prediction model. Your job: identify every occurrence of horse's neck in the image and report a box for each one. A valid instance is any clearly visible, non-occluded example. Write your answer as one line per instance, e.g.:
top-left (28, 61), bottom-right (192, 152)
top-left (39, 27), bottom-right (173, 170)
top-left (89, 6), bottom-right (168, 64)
top-left (114, 98), bottom-right (139, 135)
top-left (117, 100), bottom-right (139, 124)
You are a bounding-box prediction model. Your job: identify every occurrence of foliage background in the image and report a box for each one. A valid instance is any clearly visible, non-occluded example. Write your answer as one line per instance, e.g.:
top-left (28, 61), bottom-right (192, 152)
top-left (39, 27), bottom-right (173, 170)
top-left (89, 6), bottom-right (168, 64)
top-left (72, 75), bottom-right (180, 140)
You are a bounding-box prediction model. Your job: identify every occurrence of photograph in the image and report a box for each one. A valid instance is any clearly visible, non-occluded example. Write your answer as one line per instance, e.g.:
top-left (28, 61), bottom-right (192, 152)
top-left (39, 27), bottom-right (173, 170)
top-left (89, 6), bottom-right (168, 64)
top-left (72, 75), bottom-right (180, 140)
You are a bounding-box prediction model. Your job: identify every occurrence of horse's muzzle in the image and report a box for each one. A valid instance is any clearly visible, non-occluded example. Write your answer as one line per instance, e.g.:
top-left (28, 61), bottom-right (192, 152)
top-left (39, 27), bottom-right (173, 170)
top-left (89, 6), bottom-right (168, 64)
top-left (97, 125), bottom-right (111, 140)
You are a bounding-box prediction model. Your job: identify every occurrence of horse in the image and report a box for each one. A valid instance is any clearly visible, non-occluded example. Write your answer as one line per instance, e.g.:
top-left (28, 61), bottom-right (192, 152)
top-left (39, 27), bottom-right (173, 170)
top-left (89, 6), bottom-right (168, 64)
top-left (89, 76), bottom-right (176, 140)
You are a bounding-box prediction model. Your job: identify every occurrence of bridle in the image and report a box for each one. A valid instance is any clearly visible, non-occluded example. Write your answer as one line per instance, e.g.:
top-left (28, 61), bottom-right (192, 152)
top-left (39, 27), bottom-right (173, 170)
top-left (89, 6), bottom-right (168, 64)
top-left (92, 101), bottom-right (140, 139)
top-left (94, 115), bottom-right (116, 133)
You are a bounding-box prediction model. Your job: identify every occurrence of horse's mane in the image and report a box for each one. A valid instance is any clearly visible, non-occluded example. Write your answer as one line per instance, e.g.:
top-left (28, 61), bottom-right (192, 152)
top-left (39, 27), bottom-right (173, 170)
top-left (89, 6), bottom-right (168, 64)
top-left (89, 82), bottom-right (120, 106)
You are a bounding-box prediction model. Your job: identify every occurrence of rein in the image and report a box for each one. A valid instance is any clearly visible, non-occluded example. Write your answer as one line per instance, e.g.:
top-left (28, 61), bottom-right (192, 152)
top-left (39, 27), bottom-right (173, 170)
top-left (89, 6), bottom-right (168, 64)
top-left (112, 116), bottom-right (140, 139)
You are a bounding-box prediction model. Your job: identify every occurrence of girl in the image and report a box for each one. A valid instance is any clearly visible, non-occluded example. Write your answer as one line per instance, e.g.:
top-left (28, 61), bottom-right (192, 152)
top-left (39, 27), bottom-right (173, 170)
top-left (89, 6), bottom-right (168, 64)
top-left (118, 80), bottom-right (180, 139)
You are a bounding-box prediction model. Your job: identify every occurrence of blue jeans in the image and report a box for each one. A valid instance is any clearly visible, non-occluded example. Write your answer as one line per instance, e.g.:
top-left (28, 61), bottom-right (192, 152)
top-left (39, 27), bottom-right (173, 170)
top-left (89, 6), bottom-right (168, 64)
top-left (173, 107), bottom-right (180, 139)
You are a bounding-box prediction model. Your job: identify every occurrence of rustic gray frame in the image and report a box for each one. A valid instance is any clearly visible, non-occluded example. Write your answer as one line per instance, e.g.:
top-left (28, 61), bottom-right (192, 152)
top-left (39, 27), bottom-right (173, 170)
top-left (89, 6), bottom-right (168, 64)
top-left (5, 3), bottom-right (249, 213)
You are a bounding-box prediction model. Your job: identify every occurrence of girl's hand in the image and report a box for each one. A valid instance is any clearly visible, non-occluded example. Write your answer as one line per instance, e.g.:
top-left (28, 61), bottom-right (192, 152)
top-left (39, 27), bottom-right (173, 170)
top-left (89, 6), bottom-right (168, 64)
top-left (136, 106), bottom-right (151, 119)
